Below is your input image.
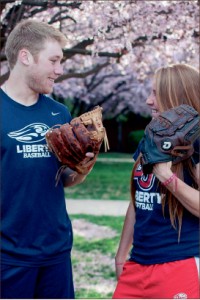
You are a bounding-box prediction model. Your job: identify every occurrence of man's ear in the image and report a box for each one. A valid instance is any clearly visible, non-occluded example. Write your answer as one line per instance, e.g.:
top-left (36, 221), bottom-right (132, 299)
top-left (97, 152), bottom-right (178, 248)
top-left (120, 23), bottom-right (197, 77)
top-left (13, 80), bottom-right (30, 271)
top-left (18, 48), bottom-right (34, 66)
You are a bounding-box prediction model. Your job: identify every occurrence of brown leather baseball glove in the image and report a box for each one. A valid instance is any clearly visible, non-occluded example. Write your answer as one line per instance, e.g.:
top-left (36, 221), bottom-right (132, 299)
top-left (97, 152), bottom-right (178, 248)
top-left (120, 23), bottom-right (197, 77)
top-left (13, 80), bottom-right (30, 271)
top-left (46, 106), bottom-right (109, 179)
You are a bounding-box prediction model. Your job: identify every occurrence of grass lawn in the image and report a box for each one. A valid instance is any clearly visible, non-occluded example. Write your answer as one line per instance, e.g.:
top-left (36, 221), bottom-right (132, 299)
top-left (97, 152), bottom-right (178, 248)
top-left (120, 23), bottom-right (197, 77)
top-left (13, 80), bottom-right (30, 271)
top-left (65, 153), bottom-right (134, 298)
top-left (71, 214), bottom-right (125, 256)
top-left (70, 215), bottom-right (126, 299)
top-left (65, 152), bottom-right (134, 200)
top-left (71, 214), bottom-right (125, 234)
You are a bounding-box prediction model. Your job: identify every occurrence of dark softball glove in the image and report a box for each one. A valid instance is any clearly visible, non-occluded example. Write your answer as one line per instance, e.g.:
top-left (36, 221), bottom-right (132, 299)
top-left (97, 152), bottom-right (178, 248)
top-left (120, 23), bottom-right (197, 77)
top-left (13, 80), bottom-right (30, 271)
top-left (140, 104), bottom-right (200, 175)
top-left (46, 106), bottom-right (109, 179)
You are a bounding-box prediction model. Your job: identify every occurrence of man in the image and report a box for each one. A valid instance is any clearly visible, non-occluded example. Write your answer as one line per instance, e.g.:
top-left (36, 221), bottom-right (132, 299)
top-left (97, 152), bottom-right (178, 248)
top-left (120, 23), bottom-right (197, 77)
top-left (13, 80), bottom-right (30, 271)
top-left (1, 19), bottom-right (93, 299)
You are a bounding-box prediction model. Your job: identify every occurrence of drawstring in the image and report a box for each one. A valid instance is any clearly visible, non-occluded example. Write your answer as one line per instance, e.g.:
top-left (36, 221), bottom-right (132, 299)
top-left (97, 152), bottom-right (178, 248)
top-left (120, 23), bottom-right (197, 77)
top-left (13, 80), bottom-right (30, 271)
top-left (55, 165), bottom-right (67, 186)
top-left (103, 128), bottom-right (110, 152)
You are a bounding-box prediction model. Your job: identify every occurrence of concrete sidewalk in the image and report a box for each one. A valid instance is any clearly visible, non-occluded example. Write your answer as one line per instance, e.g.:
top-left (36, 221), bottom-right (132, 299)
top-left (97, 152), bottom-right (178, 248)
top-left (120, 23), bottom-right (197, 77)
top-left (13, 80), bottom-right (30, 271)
top-left (66, 199), bottom-right (129, 216)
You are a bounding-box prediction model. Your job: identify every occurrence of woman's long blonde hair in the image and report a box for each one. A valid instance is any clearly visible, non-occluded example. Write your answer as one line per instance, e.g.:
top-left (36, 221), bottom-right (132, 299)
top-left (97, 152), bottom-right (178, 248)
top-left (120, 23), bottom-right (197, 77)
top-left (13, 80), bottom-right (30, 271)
top-left (131, 63), bottom-right (200, 238)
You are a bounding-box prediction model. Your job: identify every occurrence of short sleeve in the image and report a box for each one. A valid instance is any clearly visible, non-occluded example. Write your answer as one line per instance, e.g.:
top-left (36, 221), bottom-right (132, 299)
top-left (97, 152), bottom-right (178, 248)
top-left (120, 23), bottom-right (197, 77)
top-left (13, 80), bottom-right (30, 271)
top-left (132, 138), bottom-right (143, 161)
top-left (192, 138), bottom-right (200, 164)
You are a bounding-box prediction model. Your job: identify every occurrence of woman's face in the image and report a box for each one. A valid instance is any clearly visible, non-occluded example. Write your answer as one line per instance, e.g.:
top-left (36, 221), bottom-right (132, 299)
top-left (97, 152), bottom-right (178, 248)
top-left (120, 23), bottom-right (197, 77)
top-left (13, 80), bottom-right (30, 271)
top-left (146, 81), bottom-right (160, 119)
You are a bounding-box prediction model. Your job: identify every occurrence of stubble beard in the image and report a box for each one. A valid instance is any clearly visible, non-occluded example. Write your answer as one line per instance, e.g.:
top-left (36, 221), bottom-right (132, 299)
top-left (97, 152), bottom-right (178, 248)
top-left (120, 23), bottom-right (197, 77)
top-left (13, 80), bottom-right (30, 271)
top-left (27, 72), bottom-right (53, 95)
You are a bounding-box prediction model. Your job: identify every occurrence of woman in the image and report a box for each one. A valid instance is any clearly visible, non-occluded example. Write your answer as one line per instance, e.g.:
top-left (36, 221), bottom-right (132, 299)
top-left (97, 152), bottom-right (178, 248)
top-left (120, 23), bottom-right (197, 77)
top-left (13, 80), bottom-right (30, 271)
top-left (113, 63), bottom-right (199, 299)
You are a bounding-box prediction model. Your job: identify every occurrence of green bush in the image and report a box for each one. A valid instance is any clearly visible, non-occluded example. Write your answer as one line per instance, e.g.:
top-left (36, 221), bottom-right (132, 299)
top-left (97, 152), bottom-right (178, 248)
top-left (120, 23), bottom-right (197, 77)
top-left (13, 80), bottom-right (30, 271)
top-left (128, 129), bottom-right (144, 151)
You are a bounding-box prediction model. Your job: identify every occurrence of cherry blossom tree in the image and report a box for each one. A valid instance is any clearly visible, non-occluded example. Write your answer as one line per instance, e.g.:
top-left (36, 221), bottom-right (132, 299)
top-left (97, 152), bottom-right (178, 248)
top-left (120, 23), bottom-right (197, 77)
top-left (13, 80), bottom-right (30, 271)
top-left (1, 0), bottom-right (199, 118)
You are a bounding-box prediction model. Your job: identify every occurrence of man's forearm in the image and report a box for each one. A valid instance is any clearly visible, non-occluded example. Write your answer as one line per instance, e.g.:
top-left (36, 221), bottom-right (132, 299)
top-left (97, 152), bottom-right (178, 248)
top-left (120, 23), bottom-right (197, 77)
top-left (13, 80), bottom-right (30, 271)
top-left (62, 168), bottom-right (87, 187)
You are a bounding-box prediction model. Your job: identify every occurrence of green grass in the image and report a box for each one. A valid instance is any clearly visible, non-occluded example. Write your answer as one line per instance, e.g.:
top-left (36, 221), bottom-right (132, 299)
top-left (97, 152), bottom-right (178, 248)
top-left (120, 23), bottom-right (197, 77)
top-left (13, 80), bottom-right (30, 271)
top-left (98, 151), bottom-right (132, 159)
top-left (67, 164), bottom-right (132, 298)
top-left (73, 235), bottom-right (120, 256)
top-left (65, 152), bottom-right (133, 200)
top-left (71, 214), bottom-right (125, 233)
top-left (75, 288), bottom-right (112, 299)
top-left (71, 215), bottom-right (125, 256)
top-left (71, 215), bottom-right (126, 299)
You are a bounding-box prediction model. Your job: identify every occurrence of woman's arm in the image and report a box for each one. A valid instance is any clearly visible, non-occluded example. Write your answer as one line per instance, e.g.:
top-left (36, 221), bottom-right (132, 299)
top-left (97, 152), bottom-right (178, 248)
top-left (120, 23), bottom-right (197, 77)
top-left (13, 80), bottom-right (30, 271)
top-left (115, 201), bottom-right (136, 279)
top-left (153, 162), bottom-right (200, 217)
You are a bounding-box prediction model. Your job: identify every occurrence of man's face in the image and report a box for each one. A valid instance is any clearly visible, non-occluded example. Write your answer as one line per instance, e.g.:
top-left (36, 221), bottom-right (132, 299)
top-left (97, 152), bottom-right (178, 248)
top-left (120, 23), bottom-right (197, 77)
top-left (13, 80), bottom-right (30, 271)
top-left (27, 39), bottom-right (64, 94)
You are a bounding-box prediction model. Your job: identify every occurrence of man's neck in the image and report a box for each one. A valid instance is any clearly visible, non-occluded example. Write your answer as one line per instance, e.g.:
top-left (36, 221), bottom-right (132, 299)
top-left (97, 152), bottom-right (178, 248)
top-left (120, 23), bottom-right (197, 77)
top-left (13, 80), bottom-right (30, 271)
top-left (2, 76), bottom-right (39, 107)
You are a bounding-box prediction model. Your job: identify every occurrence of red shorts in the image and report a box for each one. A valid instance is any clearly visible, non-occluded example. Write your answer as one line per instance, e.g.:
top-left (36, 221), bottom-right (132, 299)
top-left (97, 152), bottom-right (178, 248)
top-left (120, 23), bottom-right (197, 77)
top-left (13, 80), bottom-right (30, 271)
top-left (113, 257), bottom-right (199, 299)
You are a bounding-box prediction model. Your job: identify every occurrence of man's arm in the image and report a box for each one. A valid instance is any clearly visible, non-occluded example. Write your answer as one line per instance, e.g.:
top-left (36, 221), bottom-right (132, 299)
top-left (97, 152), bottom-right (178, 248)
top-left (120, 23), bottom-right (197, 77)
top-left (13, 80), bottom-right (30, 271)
top-left (62, 168), bottom-right (87, 187)
top-left (62, 152), bottom-right (94, 187)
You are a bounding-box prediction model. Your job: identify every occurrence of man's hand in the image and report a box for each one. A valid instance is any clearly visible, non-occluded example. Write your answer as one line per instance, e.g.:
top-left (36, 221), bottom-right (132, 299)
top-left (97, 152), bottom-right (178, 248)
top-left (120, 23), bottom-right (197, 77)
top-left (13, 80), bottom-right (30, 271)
top-left (62, 152), bottom-right (95, 187)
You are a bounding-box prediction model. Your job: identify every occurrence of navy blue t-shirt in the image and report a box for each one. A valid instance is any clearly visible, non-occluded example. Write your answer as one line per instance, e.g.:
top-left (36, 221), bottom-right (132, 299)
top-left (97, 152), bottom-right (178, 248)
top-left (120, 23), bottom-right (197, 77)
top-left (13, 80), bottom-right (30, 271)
top-left (1, 89), bottom-right (73, 266)
top-left (129, 138), bottom-right (200, 265)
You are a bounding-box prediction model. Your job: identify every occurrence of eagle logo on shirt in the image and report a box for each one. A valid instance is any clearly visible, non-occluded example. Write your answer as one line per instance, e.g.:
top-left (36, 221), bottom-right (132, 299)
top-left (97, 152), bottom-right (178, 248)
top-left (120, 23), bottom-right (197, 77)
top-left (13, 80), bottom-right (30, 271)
top-left (8, 123), bottom-right (49, 143)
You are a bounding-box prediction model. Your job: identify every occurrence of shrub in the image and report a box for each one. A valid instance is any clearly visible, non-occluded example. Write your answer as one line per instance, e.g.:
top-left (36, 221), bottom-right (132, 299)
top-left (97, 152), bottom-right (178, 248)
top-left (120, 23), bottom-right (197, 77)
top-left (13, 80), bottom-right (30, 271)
top-left (128, 129), bottom-right (144, 152)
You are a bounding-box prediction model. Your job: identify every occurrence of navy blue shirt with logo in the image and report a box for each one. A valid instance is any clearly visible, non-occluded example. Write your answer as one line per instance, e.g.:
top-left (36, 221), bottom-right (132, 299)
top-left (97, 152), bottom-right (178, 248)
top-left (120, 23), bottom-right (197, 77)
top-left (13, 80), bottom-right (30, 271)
top-left (129, 139), bottom-right (200, 265)
top-left (1, 88), bottom-right (73, 266)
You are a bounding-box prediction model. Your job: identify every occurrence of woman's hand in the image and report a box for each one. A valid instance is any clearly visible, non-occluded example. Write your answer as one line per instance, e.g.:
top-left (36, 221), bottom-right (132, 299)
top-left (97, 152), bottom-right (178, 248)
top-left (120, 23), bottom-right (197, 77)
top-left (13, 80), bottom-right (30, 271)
top-left (115, 261), bottom-right (124, 280)
top-left (152, 161), bottom-right (173, 183)
top-left (153, 161), bottom-right (200, 217)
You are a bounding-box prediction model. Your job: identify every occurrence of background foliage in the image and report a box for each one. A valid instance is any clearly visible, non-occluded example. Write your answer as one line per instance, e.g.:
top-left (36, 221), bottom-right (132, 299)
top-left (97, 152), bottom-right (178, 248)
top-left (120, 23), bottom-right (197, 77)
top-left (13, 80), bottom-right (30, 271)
top-left (1, 0), bottom-right (199, 118)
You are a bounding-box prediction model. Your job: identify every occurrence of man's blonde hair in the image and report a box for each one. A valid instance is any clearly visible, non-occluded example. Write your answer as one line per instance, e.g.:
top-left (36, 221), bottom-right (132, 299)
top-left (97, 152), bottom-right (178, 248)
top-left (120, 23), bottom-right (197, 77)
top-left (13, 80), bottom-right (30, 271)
top-left (5, 19), bottom-right (67, 69)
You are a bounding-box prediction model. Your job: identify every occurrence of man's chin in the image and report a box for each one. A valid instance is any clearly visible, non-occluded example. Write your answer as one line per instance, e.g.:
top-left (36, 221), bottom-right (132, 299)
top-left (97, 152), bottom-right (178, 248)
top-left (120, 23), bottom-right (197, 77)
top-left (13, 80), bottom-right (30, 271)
top-left (41, 87), bottom-right (53, 95)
